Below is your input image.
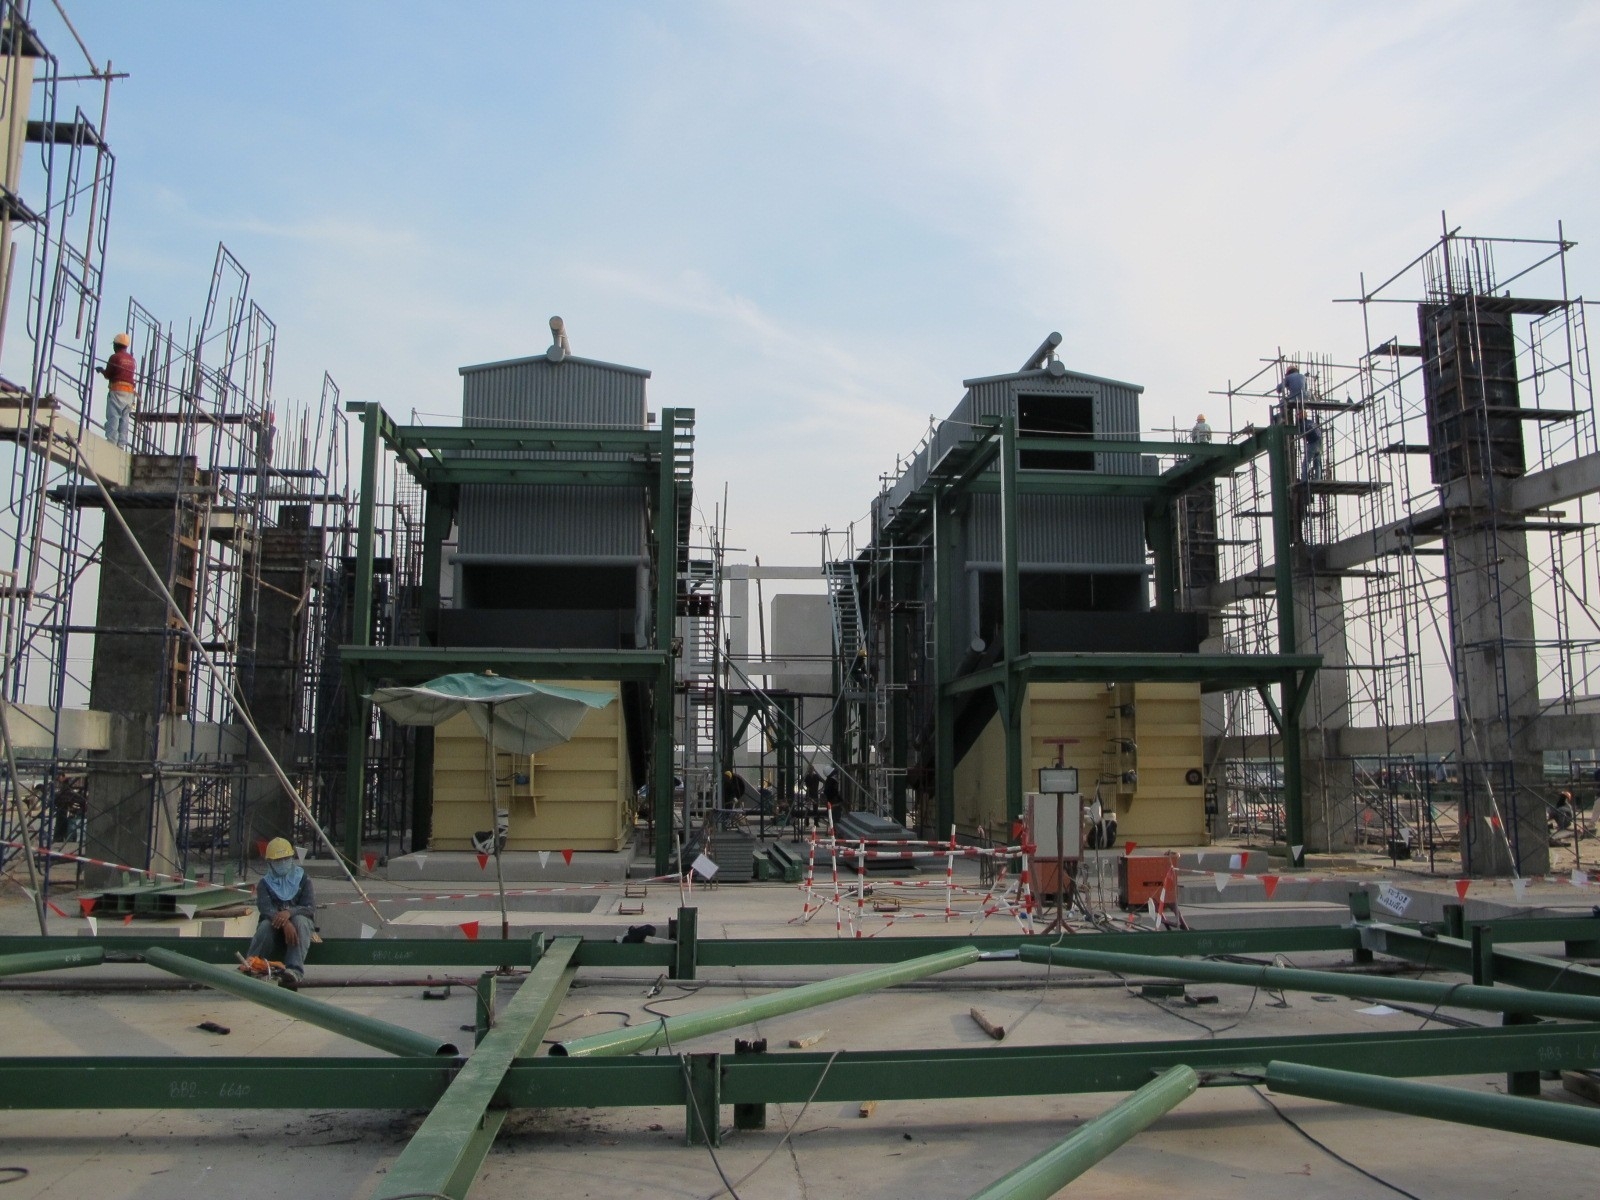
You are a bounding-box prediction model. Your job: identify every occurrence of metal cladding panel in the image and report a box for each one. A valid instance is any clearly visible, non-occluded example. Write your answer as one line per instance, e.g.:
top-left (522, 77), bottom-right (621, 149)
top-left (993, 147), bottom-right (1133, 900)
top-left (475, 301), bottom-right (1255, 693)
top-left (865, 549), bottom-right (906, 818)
top-left (461, 357), bottom-right (647, 430)
top-left (880, 366), bottom-right (1145, 525)
top-left (456, 356), bottom-right (649, 558)
top-left (457, 484), bottom-right (646, 558)
top-left (962, 493), bottom-right (1146, 568)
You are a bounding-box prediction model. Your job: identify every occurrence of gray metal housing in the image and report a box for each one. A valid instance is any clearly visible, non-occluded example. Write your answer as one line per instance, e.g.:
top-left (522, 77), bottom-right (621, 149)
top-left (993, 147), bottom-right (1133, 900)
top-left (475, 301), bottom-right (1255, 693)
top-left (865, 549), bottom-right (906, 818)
top-left (876, 364), bottom-right (1152, 645)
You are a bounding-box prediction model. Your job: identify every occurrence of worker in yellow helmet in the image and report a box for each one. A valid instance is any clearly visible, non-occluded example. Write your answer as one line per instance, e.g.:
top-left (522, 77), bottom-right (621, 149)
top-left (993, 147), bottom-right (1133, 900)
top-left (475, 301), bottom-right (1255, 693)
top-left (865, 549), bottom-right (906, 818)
top-left (241, 837), bottom-right (316, 988)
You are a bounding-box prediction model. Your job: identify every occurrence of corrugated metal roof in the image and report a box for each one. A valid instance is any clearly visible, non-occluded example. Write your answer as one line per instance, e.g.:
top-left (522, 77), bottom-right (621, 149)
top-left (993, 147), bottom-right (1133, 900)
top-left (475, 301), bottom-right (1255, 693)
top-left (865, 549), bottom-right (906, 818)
top-left (460, 351), bottom-right (651, 379)
top-left (961, 365), bottom-right (1144, 392)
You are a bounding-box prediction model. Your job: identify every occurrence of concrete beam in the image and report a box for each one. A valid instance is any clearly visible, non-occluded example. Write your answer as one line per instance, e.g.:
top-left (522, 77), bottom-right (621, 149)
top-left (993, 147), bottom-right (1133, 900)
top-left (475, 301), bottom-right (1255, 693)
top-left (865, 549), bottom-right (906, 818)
top-left (1210, 710), bottom-right (1600, 762)
top-left (1203, 451), bottom-right (1600, 601)
top-left (4, 704), bottom-right (110, 754)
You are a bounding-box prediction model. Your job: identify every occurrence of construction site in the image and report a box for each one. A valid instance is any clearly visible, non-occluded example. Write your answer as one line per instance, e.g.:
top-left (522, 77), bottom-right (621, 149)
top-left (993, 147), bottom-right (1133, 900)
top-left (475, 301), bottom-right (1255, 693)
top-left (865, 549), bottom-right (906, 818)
top-left (4, 3), bottom-right (1600, 1198)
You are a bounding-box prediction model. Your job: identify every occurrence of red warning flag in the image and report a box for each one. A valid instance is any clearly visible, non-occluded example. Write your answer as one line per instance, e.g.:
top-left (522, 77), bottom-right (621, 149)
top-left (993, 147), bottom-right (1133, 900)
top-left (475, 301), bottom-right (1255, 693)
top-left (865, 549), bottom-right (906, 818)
top-left (362, 852), bottom-right (377, 873)
top-left (459, 920), bottom-right (480, 941)
top-left (561, 848), bottom-right (574, 866)
top-left (476, 852), bottom-right (489, 870)
top-left (1261, 874), bottom-right (1280, 899)
top-left (1123, 841), bottom-right (1137, 857)
top-left (78, 897), bottom-right (96, 916)
top-left (1454, 879), bottom-right (1470, 901)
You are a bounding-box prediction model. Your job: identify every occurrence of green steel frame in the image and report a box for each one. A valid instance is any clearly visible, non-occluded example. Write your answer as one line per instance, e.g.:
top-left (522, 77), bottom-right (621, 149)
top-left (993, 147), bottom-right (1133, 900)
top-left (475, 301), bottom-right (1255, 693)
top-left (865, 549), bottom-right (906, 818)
top-left (865, 419), bottom-right (1318, 851)
top-left (6, 907), bottom-right (1600, 1194)
top-left (340, 402), bottom-right (694, 874)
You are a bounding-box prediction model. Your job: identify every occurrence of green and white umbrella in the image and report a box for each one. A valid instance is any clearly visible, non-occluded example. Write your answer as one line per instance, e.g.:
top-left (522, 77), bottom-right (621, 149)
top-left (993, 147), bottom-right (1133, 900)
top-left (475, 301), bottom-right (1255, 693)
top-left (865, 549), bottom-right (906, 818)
top-left (369, 673), bottom-right (613, 755)
top-left (369, 672), bottom-right (614, 938)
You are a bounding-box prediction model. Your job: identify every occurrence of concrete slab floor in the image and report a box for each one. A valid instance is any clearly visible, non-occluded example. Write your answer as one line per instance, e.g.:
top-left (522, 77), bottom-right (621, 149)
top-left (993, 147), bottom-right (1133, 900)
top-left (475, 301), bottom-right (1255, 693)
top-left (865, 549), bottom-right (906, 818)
top-left (3, 878), bottom-right (1600, 1199)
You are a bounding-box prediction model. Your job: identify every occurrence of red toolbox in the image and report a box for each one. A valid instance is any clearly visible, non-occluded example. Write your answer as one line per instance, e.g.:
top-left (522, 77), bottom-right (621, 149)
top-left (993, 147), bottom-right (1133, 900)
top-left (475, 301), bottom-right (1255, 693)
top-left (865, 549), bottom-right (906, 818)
top-left (1118, 854), bottom-right (1174, 910)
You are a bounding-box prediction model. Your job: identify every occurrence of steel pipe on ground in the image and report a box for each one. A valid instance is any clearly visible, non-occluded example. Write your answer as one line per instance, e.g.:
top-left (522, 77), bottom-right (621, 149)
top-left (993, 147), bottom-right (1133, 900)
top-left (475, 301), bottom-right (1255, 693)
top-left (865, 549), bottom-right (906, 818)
top-left (142, 947), bottom-right (458, 1058)
top-left (1265, 1060), bottom-right (1600, 1148)
top-left (1019, 944), bottom-right (1600, 1023)
top-left (0, 945), bottom-right (104, 978)
top-left (966, 1067), bottom-right (1199, 1200)
top-left (552, 945), bottom-right (982, 1057)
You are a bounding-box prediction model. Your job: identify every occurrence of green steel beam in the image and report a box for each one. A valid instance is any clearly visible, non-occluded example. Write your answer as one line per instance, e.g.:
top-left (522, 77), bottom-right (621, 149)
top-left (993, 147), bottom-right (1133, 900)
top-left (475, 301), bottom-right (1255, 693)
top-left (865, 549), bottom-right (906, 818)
top-left (8, 1022), bottom-right (1600, 1112)
top-left (340, 645), bottom-right (667, 684)
top-left (1015, 437), bottom-right (1235, 461)
top-left (0, 935), bottom-right (546, 968)
top-left (422, 462), bottom-right (655, 487)
top-left (946, 652), bottom-right (1321, 695)
top-left (1264, 1059), bottom-right (1600, 1148)
top-left (375, 937), bottom-right (579, 1200)
top-left (552, 946), bottom-right (982, 1057)
top-left (1360, 921), bottom-right (1600, 998)
top-left (0, 925), bottom-right (1361, 974)
top-left (1021, 943), bottom-right (1600, 1022)
top-left (142, 947), bottom-right (459, 1057)
top-left (391, 424), bottom-right (663, 454)
top-left (0, 1057), bottom-right (457, 1109)
top-left (967, 1067), bottom-right (1198, 1200)
top-left (0, 945), bottom-right (104, 977)
top-left (964, 474), bottom-right (1169, 499)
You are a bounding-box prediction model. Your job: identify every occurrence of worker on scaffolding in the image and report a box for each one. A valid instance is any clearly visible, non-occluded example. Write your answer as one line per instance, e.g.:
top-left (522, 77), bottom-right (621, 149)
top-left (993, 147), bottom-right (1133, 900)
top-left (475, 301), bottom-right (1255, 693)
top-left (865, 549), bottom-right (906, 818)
top-left (99, 331), bottom-right (137, 449)
top-left (1191, 413), bottom-right (1212, 444)
top-left (1277, 364), bottom-right (1307, 405)
top-left (241, 837), bottom-right (316, 988)
top-left (1298, 413), bottom-right (1323, 481)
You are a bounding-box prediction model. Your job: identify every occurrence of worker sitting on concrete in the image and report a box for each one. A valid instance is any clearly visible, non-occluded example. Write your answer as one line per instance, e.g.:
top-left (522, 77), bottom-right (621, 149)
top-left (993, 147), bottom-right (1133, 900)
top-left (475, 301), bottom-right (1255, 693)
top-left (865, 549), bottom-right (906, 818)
top-left (242, 837), bottom-right (316, 989)
top-left (99, 332), bottom-right (137, 449)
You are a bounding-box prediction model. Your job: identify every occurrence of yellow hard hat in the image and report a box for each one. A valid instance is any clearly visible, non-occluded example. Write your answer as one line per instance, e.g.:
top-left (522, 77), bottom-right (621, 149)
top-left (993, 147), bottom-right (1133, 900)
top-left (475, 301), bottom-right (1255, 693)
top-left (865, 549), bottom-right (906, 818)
top-left (1197, 413), bottom-right (1206, 421)
top-left (112, 332), bottom-right (130, 347)
top-left (264, 837), bottom-right (295, 861)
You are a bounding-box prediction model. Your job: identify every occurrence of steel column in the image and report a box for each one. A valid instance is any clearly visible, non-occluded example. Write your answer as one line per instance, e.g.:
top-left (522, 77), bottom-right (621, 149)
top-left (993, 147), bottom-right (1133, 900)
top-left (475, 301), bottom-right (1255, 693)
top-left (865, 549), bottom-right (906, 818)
top-left (997, 416), bottom-right (1024, 824)
top-left (343, 402), bottom-right (382, 865)
top-left (375, 937), bottom-right (578, 1200)
top-left (1265, 1059), bottom-right (1600, 1147)
top-left (933, 488), bottom-right (958, 836)
top-left (653, 410), bottom-right (679, 875)
top-left (552, 946), bottom-right (981, 1057)
top-left (142, 947), bottom-right (458, 1058)
top-left (967, 1067), bottom-right (1198, 1200)
top-left (0, 945), bottom-right (103, 977)
top-left (1020, 944), bottom-right (1600, 1022)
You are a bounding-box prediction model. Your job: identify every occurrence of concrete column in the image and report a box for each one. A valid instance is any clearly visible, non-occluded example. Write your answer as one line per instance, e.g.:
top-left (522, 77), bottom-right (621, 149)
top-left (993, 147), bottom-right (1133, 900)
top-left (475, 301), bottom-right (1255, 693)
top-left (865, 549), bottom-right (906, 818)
top-left (83, 456), bottom-right (206, 886)
top-left (236, 520), bottom-right (318, 860)
top-left (1445, 514), bottom-right (1547, 875)
top-left (1295, 560), bottom-right (1355, 852)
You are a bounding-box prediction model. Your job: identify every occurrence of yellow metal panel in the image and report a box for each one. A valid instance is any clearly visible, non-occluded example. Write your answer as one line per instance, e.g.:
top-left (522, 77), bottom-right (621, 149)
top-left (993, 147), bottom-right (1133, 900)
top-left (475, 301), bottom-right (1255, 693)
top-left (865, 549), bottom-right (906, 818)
top-left (950, 680), bottom-right (1207, 847)
top-left (429, 681), bottom-right (633, 851)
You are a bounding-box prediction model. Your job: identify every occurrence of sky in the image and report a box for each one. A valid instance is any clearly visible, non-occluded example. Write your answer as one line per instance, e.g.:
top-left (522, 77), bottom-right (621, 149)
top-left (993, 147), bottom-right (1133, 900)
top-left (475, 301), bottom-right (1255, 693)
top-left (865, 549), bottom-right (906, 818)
top-left (39, 0), bottom-right (1600, 567)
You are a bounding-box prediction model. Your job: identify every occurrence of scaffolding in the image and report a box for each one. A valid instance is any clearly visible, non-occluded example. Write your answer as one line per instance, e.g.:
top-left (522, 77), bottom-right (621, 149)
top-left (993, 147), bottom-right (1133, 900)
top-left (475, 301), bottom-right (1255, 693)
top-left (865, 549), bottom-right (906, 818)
top-left (1199, 221), bottom-right (1598, 872)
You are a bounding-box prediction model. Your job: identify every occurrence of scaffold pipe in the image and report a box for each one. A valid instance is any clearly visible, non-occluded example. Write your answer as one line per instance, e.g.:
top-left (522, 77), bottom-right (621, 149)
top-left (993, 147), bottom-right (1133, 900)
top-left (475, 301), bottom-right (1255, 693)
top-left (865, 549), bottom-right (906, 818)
top-left (142, 947), bottom-right (457, 1058)
top-left (1018, 944), bottom-right (1600, 1022)
top-left (0, 945), bottom-right (104, 978)
top-left (552, 945), bottom-right (981, 1057)
top-left (966, 1067), bottom-right (1198, 1200)
top-left (1264, 1060), bottom-right (1600, 1147)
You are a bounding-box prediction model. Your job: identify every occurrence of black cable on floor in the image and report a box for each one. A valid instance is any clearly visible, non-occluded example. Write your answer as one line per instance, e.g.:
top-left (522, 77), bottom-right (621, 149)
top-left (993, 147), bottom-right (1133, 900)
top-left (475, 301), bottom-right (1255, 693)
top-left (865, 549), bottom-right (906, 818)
top-left (1250, 1086), bottom-right (1424, 1200)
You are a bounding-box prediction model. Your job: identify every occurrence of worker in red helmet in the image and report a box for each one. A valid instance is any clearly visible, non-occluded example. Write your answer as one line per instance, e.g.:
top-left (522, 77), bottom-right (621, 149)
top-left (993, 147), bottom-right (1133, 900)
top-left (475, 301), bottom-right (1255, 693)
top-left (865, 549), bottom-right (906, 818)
top-left (99, 332), bottom-right (137, 449)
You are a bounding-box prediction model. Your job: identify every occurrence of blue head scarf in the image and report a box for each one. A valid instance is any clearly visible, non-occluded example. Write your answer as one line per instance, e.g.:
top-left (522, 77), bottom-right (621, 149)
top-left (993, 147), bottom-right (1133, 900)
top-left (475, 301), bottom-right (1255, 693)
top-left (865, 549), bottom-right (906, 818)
top-left (264, 857), bottom-right (305, 902)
